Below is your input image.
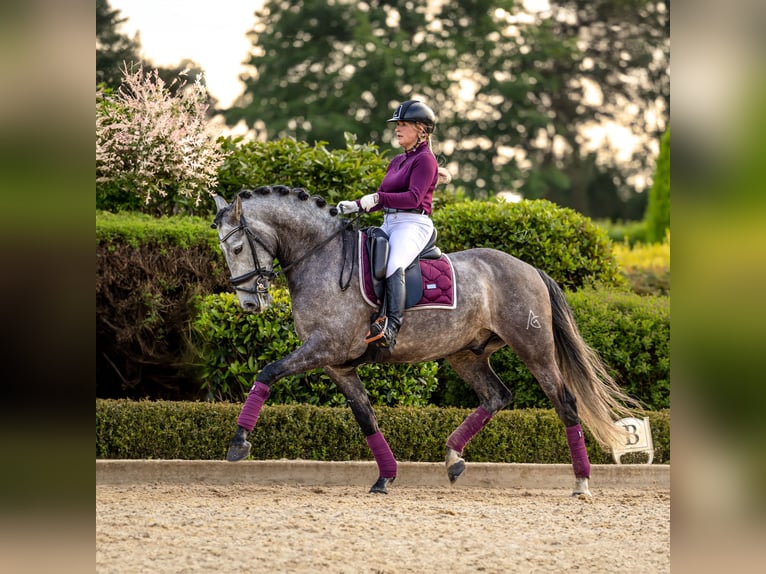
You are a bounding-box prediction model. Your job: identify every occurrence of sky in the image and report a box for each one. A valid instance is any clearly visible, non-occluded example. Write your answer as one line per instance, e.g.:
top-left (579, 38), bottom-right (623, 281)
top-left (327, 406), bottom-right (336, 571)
top-left (110, 0), bottom-right (263, 107)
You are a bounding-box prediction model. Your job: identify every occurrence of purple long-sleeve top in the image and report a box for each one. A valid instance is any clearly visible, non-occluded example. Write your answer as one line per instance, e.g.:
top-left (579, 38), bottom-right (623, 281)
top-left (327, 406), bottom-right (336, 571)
top-left (371, 141), bottom-right (438, 215)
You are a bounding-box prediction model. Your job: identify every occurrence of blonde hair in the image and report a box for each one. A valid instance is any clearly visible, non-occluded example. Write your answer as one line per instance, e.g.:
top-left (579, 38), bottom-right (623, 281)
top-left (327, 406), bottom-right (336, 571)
top-left (414, 123), bottom-right (452, 185)
top-left (437, 166), bottom-right (452, 185)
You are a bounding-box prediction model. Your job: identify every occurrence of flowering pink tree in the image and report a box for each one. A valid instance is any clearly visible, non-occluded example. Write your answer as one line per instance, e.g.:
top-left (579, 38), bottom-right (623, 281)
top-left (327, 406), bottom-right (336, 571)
top-left (96, 65), bottom-right (226, 215)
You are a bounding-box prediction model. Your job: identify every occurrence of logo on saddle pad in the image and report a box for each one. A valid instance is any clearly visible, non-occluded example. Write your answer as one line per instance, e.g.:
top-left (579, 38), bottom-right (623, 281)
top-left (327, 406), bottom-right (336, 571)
top-left (359, 230), bottom-right (456, 310)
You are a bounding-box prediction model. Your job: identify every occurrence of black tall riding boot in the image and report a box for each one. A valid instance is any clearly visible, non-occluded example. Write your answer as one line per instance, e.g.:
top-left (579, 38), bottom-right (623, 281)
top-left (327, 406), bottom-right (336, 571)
top-left (365, 267), bottom-right (406, 352)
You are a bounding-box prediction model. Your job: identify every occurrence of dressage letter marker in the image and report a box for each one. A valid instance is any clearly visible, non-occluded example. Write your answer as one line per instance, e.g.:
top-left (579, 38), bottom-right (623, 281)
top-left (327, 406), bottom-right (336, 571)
top-left (611, 417), bottom-right (654, 464)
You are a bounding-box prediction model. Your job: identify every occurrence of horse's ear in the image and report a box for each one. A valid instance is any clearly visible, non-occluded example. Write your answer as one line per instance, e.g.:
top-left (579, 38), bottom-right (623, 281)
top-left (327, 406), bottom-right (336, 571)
top-left (231, 194), bottom-right (242, 222)
top-left (213, 195), bottom-right (229, 212)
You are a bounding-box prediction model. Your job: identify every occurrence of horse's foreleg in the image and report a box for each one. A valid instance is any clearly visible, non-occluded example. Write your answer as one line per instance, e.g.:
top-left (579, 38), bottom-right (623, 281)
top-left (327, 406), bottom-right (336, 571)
top-left (226, 381), bottom-right (270, 461)
top-left (444, 351), bottom-right (512, 484)
top-left (326, 365), bottom-right (397, 494)
top-left (226, 341), bottom-right (335, 463)
top-left (366, 433), bottom-right (397, 494)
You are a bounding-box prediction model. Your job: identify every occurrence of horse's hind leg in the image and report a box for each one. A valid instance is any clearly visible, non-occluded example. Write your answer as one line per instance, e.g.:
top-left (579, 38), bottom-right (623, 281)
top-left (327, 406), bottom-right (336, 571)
top-left (517, 351), bottom-right (592, 497)
top-left (444, 349), bottom-right (512, 484)
top-left (325, 365), bottom-right (397, 494)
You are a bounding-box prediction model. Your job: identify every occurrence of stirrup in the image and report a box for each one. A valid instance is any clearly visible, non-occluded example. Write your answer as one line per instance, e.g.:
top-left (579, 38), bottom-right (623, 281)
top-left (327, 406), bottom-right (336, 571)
top-left (364, 316), bottom-right (388, 344)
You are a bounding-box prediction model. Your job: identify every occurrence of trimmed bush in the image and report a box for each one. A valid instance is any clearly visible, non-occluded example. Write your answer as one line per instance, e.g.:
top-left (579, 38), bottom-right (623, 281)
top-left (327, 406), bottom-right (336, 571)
top-left (431, 289), bottom-right (669, 411)
top-left (567, 289), bottom-right (670, 409)
top-left (613, 232), bottom-right (671, 297)
top-left (189, 291), bottom-right (439, 406)
top-left (96, 212), bottom-right (230, 399)
top-left (96, 210), bottom-right (220, 249)
top-left (96, 399), bottom-right (670, 464)
top-left (216, 134), bottom-right (388, 207)
top-left (97, 199), bottom-right (636, 401)
top-left (432, 199), bottom-right (623, 290)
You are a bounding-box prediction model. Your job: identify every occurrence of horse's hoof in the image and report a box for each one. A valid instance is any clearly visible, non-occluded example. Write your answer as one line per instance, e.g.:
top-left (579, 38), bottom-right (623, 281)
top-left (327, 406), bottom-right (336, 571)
top-left (572, 488), bottom-right (592, 497)
top-left (369, 476), bottom-right (395, 494)
top-left (226, 439), bottom-right (251, 462)
top-left (572, 477), bottom-right (592, 497)
top-left (447, 459), bottom-right (466, 483)
top-left (572, 491), bottom-right (593, 500)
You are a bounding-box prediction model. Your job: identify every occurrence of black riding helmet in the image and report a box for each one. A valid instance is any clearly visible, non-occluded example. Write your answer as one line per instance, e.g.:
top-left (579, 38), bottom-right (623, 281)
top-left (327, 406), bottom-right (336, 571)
top-left (386, 100), bottom-right (436, 133)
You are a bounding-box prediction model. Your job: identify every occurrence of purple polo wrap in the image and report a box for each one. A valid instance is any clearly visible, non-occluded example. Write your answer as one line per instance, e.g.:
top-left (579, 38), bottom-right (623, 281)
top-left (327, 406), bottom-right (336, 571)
top-left (237, 381), bottom-right (270, 431)
top-left (366, 431), bottom-right (397, 478)
top-left (566, 424), bottom-right (591, 478)
top-left (446, 406), bottom-right (492, 454)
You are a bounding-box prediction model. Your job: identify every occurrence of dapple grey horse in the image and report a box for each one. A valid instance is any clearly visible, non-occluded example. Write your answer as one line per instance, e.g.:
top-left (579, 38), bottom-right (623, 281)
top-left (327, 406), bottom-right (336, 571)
top-left (212, 186), bottom-right (636, 495)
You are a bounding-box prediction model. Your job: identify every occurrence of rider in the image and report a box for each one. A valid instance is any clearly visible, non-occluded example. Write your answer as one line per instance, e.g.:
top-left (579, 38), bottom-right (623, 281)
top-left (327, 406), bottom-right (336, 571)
top-left (338, 100), bottom-right (448, 352)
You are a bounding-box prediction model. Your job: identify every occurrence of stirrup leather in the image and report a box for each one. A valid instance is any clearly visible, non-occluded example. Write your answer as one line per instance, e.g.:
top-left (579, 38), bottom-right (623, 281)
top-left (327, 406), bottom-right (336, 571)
top-left (364, 316), bottom-right (388, 344)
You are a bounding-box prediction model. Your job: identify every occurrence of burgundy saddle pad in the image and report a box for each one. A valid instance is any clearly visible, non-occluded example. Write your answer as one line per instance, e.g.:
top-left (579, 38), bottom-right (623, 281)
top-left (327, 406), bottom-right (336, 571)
top-left (358, 232), bottom-right (456, 310)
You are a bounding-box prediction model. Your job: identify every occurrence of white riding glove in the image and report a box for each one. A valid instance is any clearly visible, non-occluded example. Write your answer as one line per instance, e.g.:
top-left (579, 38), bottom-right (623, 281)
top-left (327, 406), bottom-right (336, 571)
top-left (360, 193), bottom-right (379, 212)
top-left (337, 200), bottom-right (359, 214)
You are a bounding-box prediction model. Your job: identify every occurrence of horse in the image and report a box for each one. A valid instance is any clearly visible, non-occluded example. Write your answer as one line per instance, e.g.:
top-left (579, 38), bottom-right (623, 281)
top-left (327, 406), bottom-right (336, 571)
top-left (212, 185), bottom-right (637, 496)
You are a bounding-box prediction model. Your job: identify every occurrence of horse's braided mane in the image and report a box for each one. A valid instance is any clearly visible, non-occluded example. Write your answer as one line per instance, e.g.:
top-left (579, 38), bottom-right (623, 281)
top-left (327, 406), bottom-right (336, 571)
top-left (244, 185), bottom-right (341, 216)
top-left (213, 185), bottom-right (340, 226)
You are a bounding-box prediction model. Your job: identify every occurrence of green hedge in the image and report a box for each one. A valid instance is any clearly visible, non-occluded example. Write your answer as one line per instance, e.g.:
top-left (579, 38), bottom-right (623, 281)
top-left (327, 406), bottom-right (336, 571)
top-left (96, 210), bottom-right (219, 250)
top-left (97, 202), bottom-right (662, 403)
top-left (97, 212), bottom-right (231, 400)
top-left (189, 290), bottom-right (439, 405)
top-left (96, 399), bottom-right (669, 464)
top-left (191, 287), bottom-right (669, 411)
top-left (432, 199), bottom-right (623, 290)
top-left (567, 289), bottom-right (670, 408)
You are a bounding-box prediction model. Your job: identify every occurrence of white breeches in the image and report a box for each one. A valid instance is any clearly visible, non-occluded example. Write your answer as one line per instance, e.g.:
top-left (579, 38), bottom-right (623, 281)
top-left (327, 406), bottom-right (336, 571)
top-left (380, 213), bottom-right (435, 278)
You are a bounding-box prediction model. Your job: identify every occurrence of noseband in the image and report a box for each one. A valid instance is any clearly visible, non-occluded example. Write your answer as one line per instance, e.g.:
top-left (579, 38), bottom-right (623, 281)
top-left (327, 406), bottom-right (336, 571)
top-left (219, 214), bottom-right (277, 295)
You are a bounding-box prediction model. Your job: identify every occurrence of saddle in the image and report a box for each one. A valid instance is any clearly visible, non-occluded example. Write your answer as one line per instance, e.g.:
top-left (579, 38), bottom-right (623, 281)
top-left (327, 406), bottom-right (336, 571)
top-left (363, 227), bottom-right (447, 309)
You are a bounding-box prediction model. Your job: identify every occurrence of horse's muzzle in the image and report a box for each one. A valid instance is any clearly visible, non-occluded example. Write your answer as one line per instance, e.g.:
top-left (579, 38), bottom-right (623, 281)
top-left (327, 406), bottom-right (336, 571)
top-left (238, 292), bottom-right (272, 313)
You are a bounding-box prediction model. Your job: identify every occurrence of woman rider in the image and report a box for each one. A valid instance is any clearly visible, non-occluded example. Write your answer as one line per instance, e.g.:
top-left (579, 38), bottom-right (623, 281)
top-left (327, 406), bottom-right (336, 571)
top-left (338, 100), bottom-right (448, 352)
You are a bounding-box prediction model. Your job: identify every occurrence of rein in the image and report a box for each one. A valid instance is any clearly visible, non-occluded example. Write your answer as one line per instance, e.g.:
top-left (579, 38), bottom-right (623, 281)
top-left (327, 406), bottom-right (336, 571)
top-left (220, 212), bottom-right (360, 294)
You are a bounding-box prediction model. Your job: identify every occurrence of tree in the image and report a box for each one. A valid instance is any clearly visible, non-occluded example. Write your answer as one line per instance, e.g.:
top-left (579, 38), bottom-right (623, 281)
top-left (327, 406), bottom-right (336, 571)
top-left (226, 0), bottom-right (442, 146)
top-left (529, 0), bottom-right (670, 215)
top-left (644, 127), bottom-right (669, 242)
top-left (96, 0), bottom-right (141, 89)
top-left (225, 0), bottom-right (668, 215)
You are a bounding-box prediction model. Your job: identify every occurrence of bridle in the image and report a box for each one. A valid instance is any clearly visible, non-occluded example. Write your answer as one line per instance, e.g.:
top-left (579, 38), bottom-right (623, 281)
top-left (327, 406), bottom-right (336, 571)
top-left (218, 213), bottom-right (277, 295)
top-left (218, 211), bottom-right (358, 295)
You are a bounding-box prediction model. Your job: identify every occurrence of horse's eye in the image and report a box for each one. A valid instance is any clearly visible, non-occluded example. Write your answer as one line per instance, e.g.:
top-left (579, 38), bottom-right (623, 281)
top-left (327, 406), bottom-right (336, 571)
top-left (233, 245), bottom-right (243, 255)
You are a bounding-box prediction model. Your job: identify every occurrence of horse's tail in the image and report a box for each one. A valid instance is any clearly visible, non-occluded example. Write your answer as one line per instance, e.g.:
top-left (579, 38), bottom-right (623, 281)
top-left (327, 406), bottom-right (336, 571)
top-left (537, 269), bottom-right (640, 449)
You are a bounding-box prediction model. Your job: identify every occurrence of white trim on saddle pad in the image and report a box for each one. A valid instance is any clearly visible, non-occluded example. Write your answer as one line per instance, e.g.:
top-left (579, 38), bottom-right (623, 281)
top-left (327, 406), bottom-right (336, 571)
top-left (357, 234), bottom-right (457, 310)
